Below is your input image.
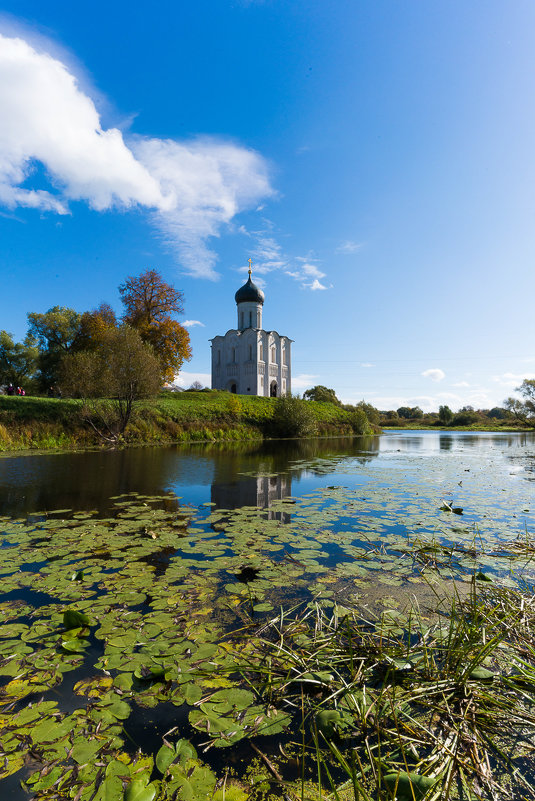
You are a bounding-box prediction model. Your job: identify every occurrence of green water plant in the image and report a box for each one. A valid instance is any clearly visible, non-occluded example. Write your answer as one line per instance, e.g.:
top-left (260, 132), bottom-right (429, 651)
top-left (228, 583), bottom-right (535, 799)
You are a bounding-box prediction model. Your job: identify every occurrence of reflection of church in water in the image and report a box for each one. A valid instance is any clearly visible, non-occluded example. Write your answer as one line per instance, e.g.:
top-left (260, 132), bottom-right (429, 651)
top-left (211, 471), bottom-right (292, 521)
top-left (210, 260), bottom-right (293, 397)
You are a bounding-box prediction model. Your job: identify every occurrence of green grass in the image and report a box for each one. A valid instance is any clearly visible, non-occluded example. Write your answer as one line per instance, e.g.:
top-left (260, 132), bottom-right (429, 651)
top-left (0, 391), bottom-right (370, 451)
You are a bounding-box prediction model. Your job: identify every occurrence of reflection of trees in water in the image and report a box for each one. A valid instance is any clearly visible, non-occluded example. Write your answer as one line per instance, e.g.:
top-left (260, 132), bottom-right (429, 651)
top-left (0, 435), bottom-right (379, 518)
top-left (0, 448), bottom-right (184, 518)
top-left (386, 435), bottom-right (424, 451)
top-left (385, 431), bottom-right (535, 455)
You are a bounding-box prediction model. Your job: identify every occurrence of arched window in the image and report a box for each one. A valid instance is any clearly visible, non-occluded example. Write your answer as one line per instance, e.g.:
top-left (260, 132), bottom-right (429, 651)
top-left (257, 311), bottom-right (261, 327)
top-left (249, 345), bottom-right (252, 360)
top-left (259, 344), bottom-right (263, 361)
top-left (240, 312), bottom-right (244, 329)
top-left (232, 347), bottom-right (236, 363)
top-left (271, 346), bottom-right (276, 363)
top-left (249, 311), bottom-right (252, 327)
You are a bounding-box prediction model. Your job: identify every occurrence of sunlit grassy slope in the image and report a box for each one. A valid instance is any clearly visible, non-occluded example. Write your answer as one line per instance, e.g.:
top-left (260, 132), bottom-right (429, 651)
top-left (0, 390), bottom-right (362, 451)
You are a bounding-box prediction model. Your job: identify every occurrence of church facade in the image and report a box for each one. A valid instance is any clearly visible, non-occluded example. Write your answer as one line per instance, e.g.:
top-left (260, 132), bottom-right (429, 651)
top-left (210, 265), bottom-right (292, 397)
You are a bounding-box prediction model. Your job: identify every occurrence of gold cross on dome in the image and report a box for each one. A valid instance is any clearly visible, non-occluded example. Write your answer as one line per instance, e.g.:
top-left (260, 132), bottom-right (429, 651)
top-left (248, 257), bottom-right (252, 277)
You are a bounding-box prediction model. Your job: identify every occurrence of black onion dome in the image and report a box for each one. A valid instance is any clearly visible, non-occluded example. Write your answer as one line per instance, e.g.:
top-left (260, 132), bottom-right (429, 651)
top-left (235, 276), bottom-right (264, 305)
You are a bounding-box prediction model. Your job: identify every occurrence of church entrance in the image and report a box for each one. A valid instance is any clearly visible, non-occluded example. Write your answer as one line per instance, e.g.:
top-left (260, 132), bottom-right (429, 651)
top-left (270, 381), bottom-right (278, 398)
top-left (230, 383), bottom-right (237, 394)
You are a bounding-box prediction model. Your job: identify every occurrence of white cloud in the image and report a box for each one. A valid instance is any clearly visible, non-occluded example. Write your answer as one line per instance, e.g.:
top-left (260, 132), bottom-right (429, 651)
top-left (173, 370), bottom-right (211, 388)
top-left (309, 278), bottom-right (328, 290)
top-left (299, 262), bottom-right (325, 279)
top-left (248, 233), bottom-right (288, 274)
top-left (0, 32), bottom-right (273, 279)
top-left (238, 219), bottom-right (332, 290)
top-left (360, 362), bottom-right (374, 368)
top-left (136, 136), bottom-right (272, 279)
top-left (452, 381), bottom-right (470, 387)
top-left (421, 368), bottom-right (445, 382)
top-left (291, 373), bottom-right (320, 391)
top-left (335, 240), bottom-right (362, 254)
top-left (182, 320), bottom-right (205, 328)
top-left (292, 257), bottom-right (332, 290)
top-left (492, 371), bottom-right (533, 388)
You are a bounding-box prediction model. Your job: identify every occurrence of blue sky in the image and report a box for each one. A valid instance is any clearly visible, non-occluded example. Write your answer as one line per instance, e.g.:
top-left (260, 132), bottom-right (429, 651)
top-left (1, 1), bottom-right (534, 410)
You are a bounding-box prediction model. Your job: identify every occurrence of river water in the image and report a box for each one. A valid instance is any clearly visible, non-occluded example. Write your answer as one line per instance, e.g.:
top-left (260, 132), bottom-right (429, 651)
top-left (0, 431), bottom-right (534, 799)
top-left (1, 430), bottom-right (534, 519)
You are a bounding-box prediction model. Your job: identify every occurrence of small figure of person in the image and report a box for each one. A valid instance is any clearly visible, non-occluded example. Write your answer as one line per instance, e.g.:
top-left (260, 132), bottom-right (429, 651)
top-left (7, 384), bottom-right (14, 396)
top-left (16, 387), bottom-right (22, 396)
top-left (48, 386), bottom-right (54, 398)
top-left (20, 387), bottom-right (25, 396)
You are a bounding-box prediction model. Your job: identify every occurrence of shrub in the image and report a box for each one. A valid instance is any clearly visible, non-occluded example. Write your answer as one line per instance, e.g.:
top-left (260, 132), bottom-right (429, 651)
top-left (227, 395), bottom-right (242, 419)
top-left (270, 395), bottom-right (317, 438)
top-left (347, 408), bottom-right (369, 434)
top-left (452, 411), bottom-right (479, 426)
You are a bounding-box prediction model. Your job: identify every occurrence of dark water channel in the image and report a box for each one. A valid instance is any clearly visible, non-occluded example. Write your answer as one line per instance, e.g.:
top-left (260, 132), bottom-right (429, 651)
top-left (0, 431), bottom-right (534, 799)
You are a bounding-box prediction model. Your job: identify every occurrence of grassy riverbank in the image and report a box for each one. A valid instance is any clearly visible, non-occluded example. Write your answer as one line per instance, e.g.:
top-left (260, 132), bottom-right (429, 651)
top-left (0, 391), bottom-right (372, 451)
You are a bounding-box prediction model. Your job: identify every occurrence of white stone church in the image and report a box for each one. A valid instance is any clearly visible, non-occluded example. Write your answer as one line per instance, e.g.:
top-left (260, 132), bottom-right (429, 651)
top-left (210, 263), bottom-right (292, 397)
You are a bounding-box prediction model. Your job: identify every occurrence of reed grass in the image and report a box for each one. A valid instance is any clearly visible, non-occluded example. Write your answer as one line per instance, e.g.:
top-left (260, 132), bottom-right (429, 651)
top-left (228, 581), bottom-right (535, 799)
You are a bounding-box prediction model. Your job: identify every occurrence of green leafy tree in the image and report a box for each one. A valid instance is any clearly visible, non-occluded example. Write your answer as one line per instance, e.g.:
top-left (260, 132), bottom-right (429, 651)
top-left (505, 379), bottom-right (535, 427)
top-left (27, 306), bottom-right (83, 390)
top-left (397, 406), bottom-right (423, 420)
top-left (488, 406), bottom-right (509, 420)
top-left (119, 269), bottom-right (192, 382)
top-left (0, 331), bottom-right (39, 389)
top-left (438, 405), bottom-right (454, 424)
top-left (303, 385), bottom-right (341, 405)
top-left (60, 325), bottom-right (162, 443)
top-left (355, 400), bottom-right (380, 426)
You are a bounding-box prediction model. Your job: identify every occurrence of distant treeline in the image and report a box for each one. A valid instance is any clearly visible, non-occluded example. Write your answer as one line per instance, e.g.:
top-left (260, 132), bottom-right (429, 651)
top-left (378, 405), bottom-right (515, 428)
top-left (302, 386), bottom-right (533, 428)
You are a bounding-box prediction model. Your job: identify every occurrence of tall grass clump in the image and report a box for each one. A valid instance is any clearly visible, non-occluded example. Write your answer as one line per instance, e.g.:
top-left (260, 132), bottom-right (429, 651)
top-left (229, 582), bottom-right (535, 800)
top-left (0, 422), bottom-right (12, 449)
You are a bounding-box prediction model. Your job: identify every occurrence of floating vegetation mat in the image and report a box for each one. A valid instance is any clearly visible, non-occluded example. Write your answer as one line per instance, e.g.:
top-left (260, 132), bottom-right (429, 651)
top-left (0, 454), bottom-right (534, 799)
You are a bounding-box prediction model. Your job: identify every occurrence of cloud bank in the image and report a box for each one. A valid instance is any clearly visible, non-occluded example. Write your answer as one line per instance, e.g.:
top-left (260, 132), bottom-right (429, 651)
top-left (0, 32), bottom-right (273, 278)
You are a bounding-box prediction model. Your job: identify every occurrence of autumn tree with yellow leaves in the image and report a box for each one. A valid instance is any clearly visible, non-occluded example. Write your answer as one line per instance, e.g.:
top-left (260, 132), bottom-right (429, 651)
top-left (119, 269), bottom-right (191, 382)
